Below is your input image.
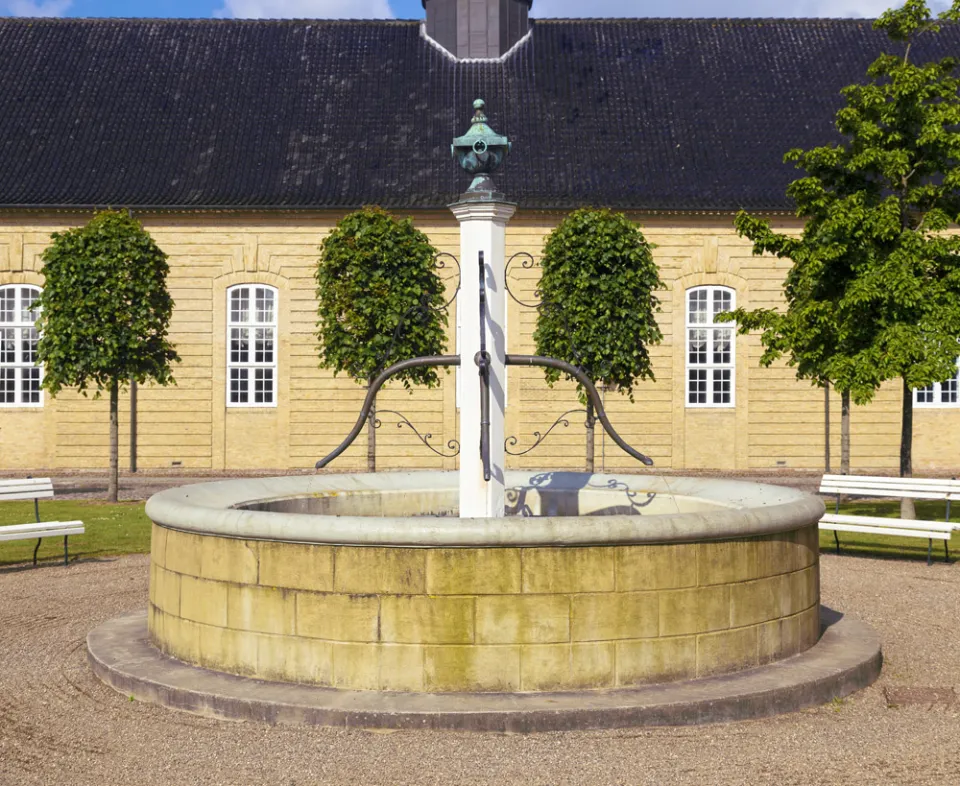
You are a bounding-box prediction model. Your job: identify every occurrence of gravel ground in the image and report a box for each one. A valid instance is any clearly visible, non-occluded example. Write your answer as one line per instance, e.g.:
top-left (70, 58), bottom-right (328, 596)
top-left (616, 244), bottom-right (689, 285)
top-left (1, 553), bottom-right (959, 785)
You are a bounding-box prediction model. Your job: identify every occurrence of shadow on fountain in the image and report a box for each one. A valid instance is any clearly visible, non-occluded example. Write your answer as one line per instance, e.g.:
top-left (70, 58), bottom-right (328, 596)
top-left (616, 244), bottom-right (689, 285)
top-left (506, 471), bottom-right (657, 517)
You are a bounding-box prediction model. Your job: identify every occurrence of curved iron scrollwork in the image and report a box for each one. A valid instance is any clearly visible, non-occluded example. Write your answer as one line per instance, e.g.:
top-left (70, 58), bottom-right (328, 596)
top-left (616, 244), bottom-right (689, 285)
top-left (375, 410), bottom-right (460, 458)
top-left (504, 408), bottom-right (586, 456)
top-left (504, 251), bottom-right (541, 308)
top-left (433, 251), bottom-right (462, 310)
top-left (374, 252), bottom-right (462, 373)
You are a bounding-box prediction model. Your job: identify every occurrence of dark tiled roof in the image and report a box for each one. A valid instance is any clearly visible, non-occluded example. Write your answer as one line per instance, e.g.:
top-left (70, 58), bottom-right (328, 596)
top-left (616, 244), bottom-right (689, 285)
top-left (1, 18), bottom-right (957, 212)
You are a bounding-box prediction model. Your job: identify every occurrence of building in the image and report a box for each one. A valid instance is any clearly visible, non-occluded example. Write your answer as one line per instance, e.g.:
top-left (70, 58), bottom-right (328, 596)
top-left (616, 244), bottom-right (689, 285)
top-left (1, 1), bottom-right (958, 473)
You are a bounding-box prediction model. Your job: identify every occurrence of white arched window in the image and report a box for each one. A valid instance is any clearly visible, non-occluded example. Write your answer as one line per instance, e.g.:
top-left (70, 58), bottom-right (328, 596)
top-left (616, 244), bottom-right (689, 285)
top-left (0, 285), bottom-right (42, 407)
top-left (915, 359), bottom-right (960, 407)
top-left (227, 285), bottom-right (277, 407)
top-left (686, 286), bottom-right (735, 407)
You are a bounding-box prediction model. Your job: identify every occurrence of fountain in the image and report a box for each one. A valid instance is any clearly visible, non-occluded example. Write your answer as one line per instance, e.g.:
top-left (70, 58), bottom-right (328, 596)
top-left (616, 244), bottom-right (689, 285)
top-left (87, 100), bottom-right (881, 731)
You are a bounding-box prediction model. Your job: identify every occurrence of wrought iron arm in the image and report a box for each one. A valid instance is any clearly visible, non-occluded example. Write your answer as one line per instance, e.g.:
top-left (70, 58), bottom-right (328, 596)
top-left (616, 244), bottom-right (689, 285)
top-left (505, 355), bottom-right (655, 467)
top-left (477, 251), bottom-right (492, 481)
top-left (315, 355), bottom-right (461, 469)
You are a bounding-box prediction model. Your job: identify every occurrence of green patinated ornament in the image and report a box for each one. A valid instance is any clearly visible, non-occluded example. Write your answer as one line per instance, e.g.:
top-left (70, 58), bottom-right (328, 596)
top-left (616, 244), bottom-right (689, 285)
top-left (451, 98), bottom-right (511, 201)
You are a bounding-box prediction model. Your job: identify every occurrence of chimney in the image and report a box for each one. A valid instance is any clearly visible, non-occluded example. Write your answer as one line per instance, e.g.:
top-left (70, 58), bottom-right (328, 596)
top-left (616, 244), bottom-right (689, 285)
top-left (423, 0), bottom-right (532, 59)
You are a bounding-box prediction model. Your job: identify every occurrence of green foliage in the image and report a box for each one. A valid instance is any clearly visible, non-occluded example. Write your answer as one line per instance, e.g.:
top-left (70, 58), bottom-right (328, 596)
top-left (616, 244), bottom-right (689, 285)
top-left (37, 210), bottom-right (180, 396)
top-left (726, 0), bottom-right (960, 406)
top-left (533, 208), bottom-right (663, 402)
top-left (316, 207), bottom-right (447, 387)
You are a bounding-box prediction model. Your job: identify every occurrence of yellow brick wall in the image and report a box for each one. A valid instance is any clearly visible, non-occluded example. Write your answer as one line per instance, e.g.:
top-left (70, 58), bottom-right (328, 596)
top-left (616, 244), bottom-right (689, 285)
top-left (1, 210), bottom-right (957, 472)
top-left (150, 524), bottom-right (820, 692)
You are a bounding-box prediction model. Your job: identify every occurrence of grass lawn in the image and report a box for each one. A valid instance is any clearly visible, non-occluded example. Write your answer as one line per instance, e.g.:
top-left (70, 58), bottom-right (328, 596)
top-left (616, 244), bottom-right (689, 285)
top-left (0, 500), bottom-right (151, 567)
top-left (0, 496), bottom-right (957, 568)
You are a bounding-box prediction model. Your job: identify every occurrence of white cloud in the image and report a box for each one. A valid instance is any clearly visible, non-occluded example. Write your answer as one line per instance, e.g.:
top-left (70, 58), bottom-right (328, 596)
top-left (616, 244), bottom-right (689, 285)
top-left (532, 0), bottom-right (954, 18)
top-left (5, 0), bottom-right (71, 15)
top-left (216, 0), bottom-right (394, 18)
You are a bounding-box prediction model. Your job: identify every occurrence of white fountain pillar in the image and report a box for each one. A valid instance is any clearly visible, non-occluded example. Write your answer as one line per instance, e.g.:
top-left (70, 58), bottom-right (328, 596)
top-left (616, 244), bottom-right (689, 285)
top-left (450, 98), bottom-right (515, 518)
top-left (451, 200), bottom-right (516, 518)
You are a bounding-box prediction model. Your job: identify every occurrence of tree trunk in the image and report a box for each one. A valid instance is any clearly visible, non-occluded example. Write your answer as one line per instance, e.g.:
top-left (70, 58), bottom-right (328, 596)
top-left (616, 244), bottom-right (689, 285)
top-left (824, 383), bottom-right (831, 473)
top-left (108, 379), bottom-right (119, 503)
top-left (367, 380), bottom-right (376, 473)
top-left (900, 376), bottom-right (916, 519)
top-left (129, 379), bottom-right (138, 474)
top-left (585, 399), bottom-right (595, 474)
top-left (841, 389), bottom-right (851, 475)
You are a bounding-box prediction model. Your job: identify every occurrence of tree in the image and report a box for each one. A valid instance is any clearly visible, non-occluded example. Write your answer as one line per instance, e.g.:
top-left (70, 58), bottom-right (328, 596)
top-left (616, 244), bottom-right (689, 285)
top-left (727, 0), bottom-right (960, 515)
top-left (722, 220), bottom-right (856, 476)
top-left (316, 207), bottom-right (447, 472)
top-left (533, 208), bottom-right (663, 471)
top-left (37, 210), bottom-right (179, 501)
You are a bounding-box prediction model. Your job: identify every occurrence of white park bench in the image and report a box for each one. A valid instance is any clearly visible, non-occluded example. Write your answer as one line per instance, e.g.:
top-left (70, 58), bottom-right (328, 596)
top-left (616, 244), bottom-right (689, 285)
top-left (0, 478), bottom-right (84, 566)
top-left (819, 474), bottom-right (959, 565)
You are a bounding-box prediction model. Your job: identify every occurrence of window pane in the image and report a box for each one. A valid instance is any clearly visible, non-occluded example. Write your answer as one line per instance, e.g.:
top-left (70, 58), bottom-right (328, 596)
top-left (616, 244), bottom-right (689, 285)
top-left (255, 368), bottom-right (274, 404)
top-left (688, 369), bottom-right (707, 404)
top-left (230, 289), bottom-right (250, 324)
top-left (942, 376), bottom-right (958, 404)
top-left (255, 328), bottom-right (274, 364)
top-left (916, 386), bottom-right (934, 404)
top-left (21, 288), bottom-right (40, 323)
top-left (713, 329), bottom-right (732, 365)
top-left (688, 329), bottom-right (706, 365)
top-left (0, 289), bottom-right (14, 323)
top-left (21, 367), bottom-right (40, 404)
top-left (256, 288), bottom-right (274, 324)
top-left (230, 328), bottom-right (249, 364)
top-left (712, 289), bottom-right (732, 319)
top-left (21, 327), bottom-right (38, 364)
top-left (688, 289), bottom-right (708, 325)
top-left (0, 368), bottom-right (14, 403)
top-left (230, 368), bottom-right (249, 404)
top-left (0, 328), bottom-right (14, 363)
top-left (713, 369), bottom-right (732, 404)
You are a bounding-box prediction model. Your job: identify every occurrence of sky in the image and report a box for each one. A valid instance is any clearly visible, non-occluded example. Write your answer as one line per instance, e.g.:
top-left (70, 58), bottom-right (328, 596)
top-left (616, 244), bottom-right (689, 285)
top-left (1, 0), bottom-right (955, 25)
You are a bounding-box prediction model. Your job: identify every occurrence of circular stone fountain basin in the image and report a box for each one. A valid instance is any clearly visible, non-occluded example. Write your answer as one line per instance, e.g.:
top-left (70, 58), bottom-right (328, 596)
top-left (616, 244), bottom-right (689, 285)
top-left (144, 471), bottom-right (824, 693)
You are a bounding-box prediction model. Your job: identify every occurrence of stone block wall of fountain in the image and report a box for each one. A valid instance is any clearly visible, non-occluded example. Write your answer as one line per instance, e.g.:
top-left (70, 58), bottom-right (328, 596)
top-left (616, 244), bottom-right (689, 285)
top-left (145, 471), bottom-right (822, 692)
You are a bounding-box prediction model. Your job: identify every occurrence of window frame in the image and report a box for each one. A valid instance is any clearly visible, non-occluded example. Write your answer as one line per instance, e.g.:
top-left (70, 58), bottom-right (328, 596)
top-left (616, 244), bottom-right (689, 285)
top-left (685, 285), bottom-right (736, 409)
top-left (225, 284), bottom-right (279, 409)
top-left (0, 284), bottom-right (43, 408)
top-left (914, 357), bottom-right (960, 409)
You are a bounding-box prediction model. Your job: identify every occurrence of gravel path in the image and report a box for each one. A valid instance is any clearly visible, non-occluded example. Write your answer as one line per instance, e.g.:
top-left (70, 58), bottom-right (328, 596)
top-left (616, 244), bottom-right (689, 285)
top-left (1, 553), bottom-right (959, 786)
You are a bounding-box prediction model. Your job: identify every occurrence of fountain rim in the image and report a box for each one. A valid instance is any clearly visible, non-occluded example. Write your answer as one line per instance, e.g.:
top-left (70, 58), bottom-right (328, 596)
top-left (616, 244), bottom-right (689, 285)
top-left (144, 471), bottom-right (825, 548)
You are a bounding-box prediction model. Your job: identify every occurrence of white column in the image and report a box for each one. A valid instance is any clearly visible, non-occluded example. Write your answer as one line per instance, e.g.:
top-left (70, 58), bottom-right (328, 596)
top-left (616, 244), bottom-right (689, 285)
top-left (450, 200), bottom-right (516, 518)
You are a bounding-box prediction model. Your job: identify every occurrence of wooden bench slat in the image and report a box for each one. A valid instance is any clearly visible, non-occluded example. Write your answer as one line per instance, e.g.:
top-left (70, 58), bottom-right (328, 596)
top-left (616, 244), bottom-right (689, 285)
top-left (0, 522), bottom-right (85, 541)
top-left (0, 490), bottom-right (56, 501)
top-left (820, 513), bottom-right (953, 533)
top-left (820, 487), bottom-right (957, 501)
top-left (0, 478), bottom-right (53, 489)
top-left (822, 474), bottom-right (960, 486)
top-left (0, 520), bottom-right (85, 533)
top-left (819, 521), bottom-right (951, 541)
top-left (820, 476), bottom-right (960, 492)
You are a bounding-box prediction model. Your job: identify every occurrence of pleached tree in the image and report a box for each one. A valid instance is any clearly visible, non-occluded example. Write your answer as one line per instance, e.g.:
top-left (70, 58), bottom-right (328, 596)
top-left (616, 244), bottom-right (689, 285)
top-left (534, 208), bottom-right (663, 471)
top-left (316, 207), bottom-right (447, 472)
top-left (37, 210), bottom-right (179, 501)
